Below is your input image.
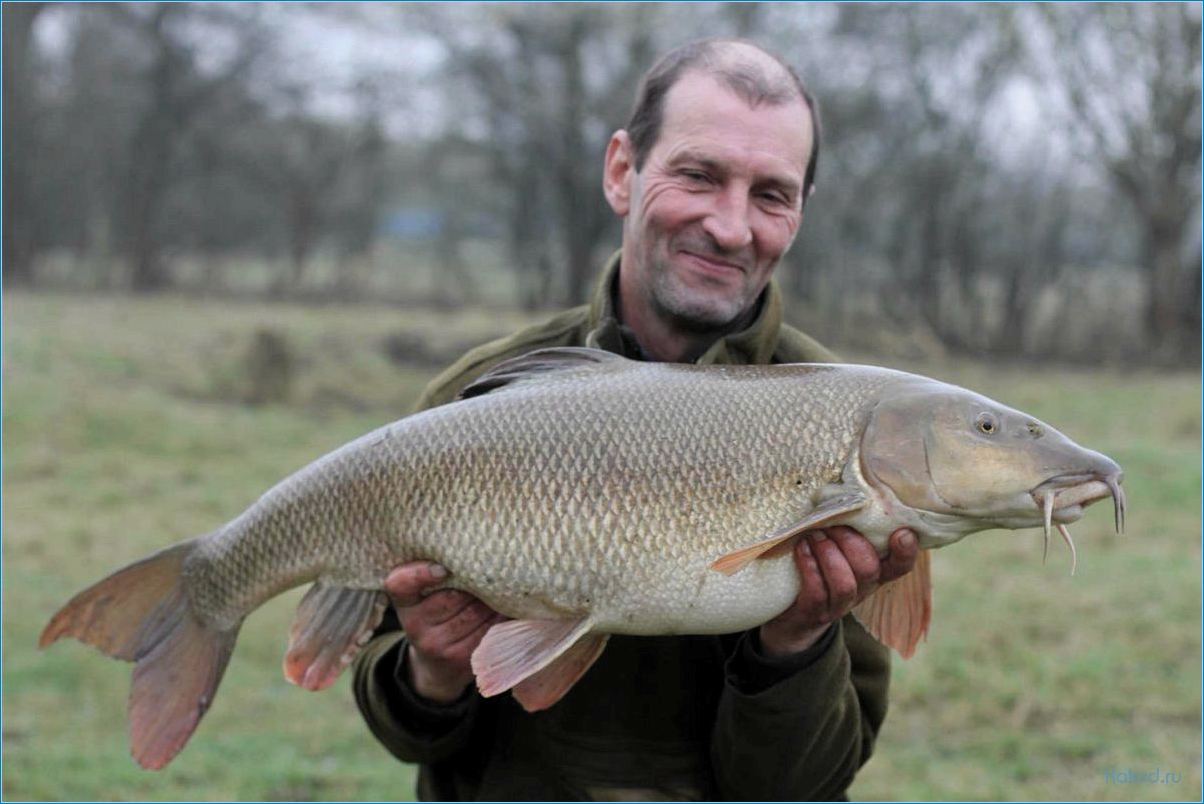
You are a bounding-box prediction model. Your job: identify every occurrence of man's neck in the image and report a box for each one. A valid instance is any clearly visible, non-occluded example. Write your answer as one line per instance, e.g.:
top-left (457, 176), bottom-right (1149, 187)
top-left (615, 289), bottom-right (759, 364)
top-left (619, 306), bottom-right (710, 363)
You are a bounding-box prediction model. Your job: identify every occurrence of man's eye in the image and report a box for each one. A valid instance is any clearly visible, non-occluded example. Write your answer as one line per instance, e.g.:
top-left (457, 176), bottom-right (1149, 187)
top-left (682, 170), bottom-right (712, 183)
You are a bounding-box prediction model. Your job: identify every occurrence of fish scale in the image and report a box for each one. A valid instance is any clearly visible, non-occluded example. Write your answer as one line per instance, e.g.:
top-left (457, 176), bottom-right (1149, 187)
top-left (205, 360), bottom-right (824, 627)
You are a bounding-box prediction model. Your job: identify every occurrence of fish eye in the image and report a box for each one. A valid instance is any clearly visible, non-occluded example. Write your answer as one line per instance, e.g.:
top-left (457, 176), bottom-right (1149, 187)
top-left (975, 412), bottom-right (999, 435)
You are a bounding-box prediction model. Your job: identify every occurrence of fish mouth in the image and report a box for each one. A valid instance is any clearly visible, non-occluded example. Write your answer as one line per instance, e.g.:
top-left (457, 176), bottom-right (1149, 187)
top-left (1030, 472), bottom-right (1126, 574)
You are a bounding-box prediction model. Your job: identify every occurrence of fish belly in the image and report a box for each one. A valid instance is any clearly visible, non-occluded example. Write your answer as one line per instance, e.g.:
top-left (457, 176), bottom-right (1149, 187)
top-left (589, 553), bottom-right (802, 635)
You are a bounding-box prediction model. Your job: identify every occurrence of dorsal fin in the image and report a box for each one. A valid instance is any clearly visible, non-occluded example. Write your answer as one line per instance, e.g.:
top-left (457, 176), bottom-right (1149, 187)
top-left (458, 347), bottom-right (625, 401)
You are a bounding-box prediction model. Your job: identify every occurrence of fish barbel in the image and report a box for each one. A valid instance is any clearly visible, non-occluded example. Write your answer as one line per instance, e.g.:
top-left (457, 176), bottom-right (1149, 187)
top-left (40, 348), bottom-right (1125, 769)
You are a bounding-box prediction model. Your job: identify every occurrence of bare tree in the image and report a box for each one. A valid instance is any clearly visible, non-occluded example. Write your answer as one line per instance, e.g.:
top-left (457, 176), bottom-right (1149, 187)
top-left (10, 3), bottom-right (1194, 362)
top-left (776, 4), bottom-right (1024, 351)
top-left (406, 5), bottom-right (658, 306)
top-left (3, 2), bottom-right (46, 285)
top-left (108, 3), bottom-right (265, 292)
top-left (1032, 4), bottom-right (1202, 355)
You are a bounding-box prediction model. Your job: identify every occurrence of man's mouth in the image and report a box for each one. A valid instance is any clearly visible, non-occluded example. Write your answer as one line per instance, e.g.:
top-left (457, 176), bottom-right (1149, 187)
top-left (676, 248), bottom-right (748, 278)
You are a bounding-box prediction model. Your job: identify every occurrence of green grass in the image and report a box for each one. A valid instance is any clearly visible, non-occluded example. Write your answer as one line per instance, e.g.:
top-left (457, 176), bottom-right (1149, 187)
top-left (3, 291), bottom-right (1200, 800)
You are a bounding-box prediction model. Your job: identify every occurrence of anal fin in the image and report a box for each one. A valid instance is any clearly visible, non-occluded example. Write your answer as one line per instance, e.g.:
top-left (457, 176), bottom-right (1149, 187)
top-left (284, 584), bottom-right (388, 691)
top-left (851, 549), bottom-right (932, 659)
top-left (471, 616), bottom-right (595, 701)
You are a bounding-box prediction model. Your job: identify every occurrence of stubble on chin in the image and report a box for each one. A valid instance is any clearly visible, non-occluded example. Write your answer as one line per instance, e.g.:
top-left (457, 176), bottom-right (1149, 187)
top-left (648, 263), bottom-right (749, 334)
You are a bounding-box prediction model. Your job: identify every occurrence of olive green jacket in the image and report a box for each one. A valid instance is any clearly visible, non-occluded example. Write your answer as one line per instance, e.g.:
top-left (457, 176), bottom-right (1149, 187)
top-left (352, 253), bottom-right (892, 801)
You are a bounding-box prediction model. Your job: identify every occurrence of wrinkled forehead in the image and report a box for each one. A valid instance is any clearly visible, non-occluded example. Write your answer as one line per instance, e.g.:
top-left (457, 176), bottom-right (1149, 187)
top-left (657, 71), bottom-right (813, 177)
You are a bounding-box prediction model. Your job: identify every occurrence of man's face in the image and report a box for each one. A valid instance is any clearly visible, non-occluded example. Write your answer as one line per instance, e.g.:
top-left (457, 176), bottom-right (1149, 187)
top-left (609, 70), bottom-right (813, 331)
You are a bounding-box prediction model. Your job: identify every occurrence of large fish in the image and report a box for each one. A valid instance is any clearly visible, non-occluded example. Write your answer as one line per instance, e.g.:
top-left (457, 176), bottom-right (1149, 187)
top-left (40, 348), bottom-right (1125, 770)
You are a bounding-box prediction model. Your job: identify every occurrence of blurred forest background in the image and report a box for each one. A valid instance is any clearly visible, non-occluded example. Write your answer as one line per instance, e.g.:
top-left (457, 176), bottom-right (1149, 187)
top-left (4, 2), bottom-right (1201, 363)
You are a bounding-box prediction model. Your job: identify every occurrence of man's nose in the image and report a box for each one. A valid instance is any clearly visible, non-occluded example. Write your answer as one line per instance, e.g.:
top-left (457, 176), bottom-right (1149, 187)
top-left (701, 187), bottom-right (754, 252)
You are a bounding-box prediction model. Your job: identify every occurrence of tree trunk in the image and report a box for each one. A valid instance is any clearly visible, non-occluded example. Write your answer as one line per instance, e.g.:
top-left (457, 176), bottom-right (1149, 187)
top-left (555, 17), bottom-right (598, 306)
top-left (124, 7), bottom-right (180, 293)
top-left (279, 185), bottom-right (317, 297)
top-left (3, 3), bottom-right (46, 286)
top-left (125, 118), bottom-right (172, 292)
top-left (1145, 225), bottom-right (1189, 355)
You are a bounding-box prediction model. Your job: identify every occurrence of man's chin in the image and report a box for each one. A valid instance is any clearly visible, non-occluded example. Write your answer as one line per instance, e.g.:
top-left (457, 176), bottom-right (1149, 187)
top-left (653, 291), bottom-right (745, 333)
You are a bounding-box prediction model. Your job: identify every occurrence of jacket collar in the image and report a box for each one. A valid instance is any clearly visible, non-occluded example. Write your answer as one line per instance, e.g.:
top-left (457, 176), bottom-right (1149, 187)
top-left (584, 250), bottom-right (784, 365)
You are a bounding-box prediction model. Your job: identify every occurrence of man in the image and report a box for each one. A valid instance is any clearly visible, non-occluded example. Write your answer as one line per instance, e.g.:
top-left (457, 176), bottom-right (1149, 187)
top-left (353, 38), bottom-right (918, 800)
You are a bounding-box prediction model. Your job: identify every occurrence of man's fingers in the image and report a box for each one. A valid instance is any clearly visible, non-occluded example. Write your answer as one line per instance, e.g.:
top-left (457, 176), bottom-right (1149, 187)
top-left (417, 599), bottom-right (495, 645)
top-left (384, 561), bottom-right (449, 608)
top-left (408, 600), bottom-right (502, 664)
top-left (827, 527), bottom-right (882, 587)
top-left (405, 589), bottom-right (478, 624)
top-left (442, 612), bottom-right (509, 665)
top-left (878, 528), bottom-right (919, 584)
top-left (809, 533), bottom-right (859, 615)
top-left (793, 538), bottom-right (829, 613)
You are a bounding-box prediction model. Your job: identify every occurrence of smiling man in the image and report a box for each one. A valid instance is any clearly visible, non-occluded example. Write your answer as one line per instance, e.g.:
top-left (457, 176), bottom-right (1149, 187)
top-left (606, 55), bottom-right (813, 362)
top-left (353, 38), bottom-right (917, 801)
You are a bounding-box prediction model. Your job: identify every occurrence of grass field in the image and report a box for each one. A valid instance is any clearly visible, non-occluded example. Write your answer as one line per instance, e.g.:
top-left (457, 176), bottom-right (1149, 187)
top-left (3, 290), bottom-right (1200, 801)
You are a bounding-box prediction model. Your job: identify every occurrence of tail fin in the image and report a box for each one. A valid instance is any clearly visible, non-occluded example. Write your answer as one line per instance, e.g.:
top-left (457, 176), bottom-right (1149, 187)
top-left (39, 539), bottom-right (239, 770)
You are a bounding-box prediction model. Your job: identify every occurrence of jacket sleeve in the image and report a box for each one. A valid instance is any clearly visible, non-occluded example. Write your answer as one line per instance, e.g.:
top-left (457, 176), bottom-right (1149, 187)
top-left (352, 629), bottom-right (483, 764)
top-left (710, 615), bottom-right (891, 800)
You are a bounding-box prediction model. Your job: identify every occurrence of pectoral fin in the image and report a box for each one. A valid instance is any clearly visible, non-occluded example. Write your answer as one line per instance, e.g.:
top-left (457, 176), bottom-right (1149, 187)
top-left (851, 549), bottom-right (932, 659)
top-left (284, 585), bottom-right (389, 691)
top-left (471, 616), bottom-right (596, 704)
top-left (710, 491), bottom-right (869, 576)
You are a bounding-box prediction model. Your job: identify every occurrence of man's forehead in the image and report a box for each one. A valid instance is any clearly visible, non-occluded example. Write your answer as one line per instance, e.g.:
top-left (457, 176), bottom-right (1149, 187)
top-left (657, 70), bottom-right (813, 175)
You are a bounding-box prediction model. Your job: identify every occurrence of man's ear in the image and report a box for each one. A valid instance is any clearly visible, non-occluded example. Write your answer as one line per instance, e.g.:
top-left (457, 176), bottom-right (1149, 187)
top-left (798, 182), bottom-right (816, 215)
top-left (602, 130), bottom-right (634, 217)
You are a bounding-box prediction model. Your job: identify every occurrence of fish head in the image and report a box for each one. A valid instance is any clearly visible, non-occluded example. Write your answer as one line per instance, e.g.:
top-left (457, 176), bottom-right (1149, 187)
top-left (860, 380), bottom-right (1124, 548)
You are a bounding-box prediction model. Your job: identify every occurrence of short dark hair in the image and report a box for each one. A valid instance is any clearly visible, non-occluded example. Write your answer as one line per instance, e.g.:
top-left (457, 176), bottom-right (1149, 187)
top-left (625, 38), bottom-right (821, 202)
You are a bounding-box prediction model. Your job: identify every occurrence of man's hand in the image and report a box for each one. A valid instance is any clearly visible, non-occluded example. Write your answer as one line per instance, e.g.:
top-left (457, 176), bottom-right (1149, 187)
top-left (384, 561), bottom-right (506, 704)
top-left (759, 528), bottom-right (918, 657)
